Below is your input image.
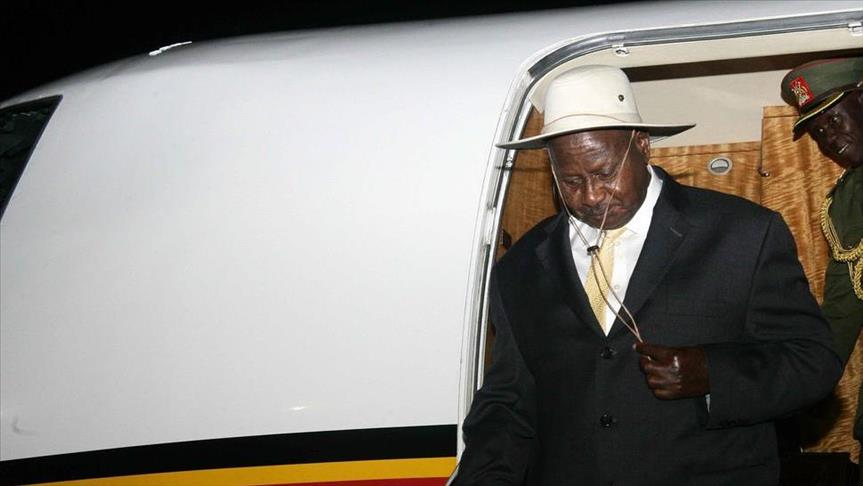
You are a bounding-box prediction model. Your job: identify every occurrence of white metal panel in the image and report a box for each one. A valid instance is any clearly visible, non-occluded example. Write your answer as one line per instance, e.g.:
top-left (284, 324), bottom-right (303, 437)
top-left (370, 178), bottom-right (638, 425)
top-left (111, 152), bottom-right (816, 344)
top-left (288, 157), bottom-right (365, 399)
top-left (1, 0), bottom-right (860, 461)
top-left (636, 70), bottom-right (807, 148)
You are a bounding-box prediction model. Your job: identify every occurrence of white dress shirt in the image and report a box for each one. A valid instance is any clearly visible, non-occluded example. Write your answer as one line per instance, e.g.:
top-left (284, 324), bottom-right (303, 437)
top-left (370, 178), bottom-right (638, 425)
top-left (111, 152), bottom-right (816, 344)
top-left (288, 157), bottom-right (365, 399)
top-left (568, 165), bottom-right (663, 335)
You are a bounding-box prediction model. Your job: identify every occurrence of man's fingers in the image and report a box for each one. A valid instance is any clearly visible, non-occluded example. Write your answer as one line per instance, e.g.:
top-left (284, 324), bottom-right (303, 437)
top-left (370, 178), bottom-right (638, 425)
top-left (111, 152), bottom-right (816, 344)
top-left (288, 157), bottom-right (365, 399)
top-left (635, 341), bottom-right (674, 361)
top-left (637, 342), bottom-right (695, 400)
top-left (639, 355), bottom-right (652, 372)
top-left (646, 373), bottom-right (666, 389)
top-left (643, 365), bottom-right (675, 382)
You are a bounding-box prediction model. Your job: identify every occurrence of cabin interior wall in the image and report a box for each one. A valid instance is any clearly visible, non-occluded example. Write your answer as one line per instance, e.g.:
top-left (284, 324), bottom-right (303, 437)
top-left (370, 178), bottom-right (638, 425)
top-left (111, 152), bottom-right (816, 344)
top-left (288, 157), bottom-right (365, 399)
top-left (650, 141), bottom-right (762, 204)
top-left (760, 105), bottom-right (862, 461)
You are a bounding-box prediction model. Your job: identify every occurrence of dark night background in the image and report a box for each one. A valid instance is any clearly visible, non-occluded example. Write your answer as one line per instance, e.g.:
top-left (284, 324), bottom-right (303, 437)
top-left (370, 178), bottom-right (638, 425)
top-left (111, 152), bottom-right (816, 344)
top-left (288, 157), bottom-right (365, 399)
top-left (2, 1), bottom-right (644, 102)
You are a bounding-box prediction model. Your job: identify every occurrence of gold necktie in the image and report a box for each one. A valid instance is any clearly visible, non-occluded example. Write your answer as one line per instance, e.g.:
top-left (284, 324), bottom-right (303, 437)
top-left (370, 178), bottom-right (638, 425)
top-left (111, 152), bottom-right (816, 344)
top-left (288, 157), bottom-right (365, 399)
top-left (584, 228), bottom-right (626, 332)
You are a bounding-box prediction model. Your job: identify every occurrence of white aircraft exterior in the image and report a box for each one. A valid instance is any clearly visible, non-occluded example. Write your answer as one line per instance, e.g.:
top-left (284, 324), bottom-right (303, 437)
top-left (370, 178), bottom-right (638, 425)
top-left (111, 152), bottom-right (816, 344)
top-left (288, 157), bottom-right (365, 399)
top-left (1, 1), bottom-right (861, 484)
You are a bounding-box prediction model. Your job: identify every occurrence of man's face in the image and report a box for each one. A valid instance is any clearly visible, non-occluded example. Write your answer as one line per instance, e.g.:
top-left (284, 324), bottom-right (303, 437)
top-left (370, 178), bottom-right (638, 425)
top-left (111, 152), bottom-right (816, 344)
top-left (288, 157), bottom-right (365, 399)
top-left (805, 90), bottom-right (863, 170)
top-left (547, 129), bottom-right (651, 230)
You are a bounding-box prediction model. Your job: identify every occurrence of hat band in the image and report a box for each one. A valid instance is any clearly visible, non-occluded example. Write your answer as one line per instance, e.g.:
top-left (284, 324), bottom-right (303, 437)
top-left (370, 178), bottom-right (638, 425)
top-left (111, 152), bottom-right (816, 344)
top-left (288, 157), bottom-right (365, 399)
top-left (541, 113), bottom-right (642, 135)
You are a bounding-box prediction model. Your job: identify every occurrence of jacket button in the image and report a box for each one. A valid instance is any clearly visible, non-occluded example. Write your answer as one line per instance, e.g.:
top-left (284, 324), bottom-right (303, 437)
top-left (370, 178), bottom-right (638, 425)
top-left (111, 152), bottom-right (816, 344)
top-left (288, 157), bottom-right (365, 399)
top-left (600, 346), bottom-right (615, 359)
top-left (600, 414), bottom-right (615, 427)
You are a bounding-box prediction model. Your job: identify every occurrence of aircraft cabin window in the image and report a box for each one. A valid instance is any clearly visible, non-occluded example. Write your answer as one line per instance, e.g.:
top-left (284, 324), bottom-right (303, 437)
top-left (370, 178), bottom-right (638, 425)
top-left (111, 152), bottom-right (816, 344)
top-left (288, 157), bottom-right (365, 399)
top-left (0, 96), bottom-right (62, 218)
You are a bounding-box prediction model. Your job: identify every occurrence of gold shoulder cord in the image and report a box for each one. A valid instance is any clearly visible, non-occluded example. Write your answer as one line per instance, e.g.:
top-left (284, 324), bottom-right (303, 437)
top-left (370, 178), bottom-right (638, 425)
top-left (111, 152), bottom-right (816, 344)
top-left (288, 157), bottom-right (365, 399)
top-left (820, 195), bottom-right (863, 300)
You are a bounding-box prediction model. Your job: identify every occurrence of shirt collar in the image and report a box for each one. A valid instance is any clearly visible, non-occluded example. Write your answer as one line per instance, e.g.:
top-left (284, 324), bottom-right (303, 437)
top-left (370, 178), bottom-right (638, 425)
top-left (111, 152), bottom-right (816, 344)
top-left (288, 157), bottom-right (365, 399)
top-left (626, 164), bottom-right (663, 236)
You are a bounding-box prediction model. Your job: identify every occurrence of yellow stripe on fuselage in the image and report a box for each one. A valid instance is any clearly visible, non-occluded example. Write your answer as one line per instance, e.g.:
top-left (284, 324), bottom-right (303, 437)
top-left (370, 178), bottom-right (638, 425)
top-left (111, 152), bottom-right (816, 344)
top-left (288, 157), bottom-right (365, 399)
top-left (30, 457), bottom-right (457, 486)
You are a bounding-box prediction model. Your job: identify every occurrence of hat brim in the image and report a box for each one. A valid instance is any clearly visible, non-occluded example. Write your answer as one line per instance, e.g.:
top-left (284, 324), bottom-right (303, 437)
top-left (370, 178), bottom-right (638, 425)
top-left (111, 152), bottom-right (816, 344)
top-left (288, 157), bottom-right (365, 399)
top-left (496, 122), bottom-right (696, 150)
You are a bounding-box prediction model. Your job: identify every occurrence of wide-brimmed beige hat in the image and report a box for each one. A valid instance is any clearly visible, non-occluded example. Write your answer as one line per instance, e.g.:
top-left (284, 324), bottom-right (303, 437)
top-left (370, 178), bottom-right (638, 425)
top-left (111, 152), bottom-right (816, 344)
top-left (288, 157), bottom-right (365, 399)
top-left (498, 65), bottom-right (695, 149)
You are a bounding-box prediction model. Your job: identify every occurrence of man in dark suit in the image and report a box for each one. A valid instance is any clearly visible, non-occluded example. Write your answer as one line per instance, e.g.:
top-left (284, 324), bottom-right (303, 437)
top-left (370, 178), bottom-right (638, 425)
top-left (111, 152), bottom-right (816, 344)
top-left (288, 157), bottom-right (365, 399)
top-left (452, 65), bottom-right (842, 485)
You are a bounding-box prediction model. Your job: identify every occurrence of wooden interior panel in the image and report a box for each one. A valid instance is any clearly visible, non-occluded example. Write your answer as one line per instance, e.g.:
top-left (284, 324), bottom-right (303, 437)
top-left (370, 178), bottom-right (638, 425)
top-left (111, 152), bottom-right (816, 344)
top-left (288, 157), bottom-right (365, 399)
top-left (650, 142), bottom-right (762, 205)
top-left (760, 106), bottom-right (845, 300)
top-left (760, 105), bottom-right (859, 461)
top-left (498, 109), bottom-right (556, 257)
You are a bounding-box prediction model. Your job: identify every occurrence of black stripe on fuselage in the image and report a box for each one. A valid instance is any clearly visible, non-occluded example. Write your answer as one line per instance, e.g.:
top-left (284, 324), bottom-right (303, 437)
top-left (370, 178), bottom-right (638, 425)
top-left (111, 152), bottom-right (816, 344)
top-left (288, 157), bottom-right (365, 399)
top-left (0, 424), bottom-right (457, 485)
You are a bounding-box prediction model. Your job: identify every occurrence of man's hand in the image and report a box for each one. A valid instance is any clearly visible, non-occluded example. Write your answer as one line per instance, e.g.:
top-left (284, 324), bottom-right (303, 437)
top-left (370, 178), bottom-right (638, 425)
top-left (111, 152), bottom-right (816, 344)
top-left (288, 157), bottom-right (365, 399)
top-left (635, 342), bottom-right (710, 400)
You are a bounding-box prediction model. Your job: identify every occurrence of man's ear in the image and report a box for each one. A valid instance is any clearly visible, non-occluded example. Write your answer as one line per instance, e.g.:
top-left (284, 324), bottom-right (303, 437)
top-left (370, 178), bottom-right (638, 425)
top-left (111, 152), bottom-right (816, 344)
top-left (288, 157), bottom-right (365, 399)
top-left (635, 130), bottom-right (651, 158)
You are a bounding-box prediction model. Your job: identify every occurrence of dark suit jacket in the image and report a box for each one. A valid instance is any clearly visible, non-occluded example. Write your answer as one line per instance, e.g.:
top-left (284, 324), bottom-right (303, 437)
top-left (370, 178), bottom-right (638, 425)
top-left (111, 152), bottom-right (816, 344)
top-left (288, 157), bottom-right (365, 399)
top-left (454, 167), bottom-right (842, 486)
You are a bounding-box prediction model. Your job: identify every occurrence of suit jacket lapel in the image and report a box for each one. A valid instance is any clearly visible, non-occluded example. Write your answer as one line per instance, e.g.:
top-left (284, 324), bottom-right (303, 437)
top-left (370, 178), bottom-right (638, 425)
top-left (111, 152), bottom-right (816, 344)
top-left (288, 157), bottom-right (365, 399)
top-left (535, 213), bottom-right (606, 339)
top-left (610, 168), bottom-right (691, 340)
